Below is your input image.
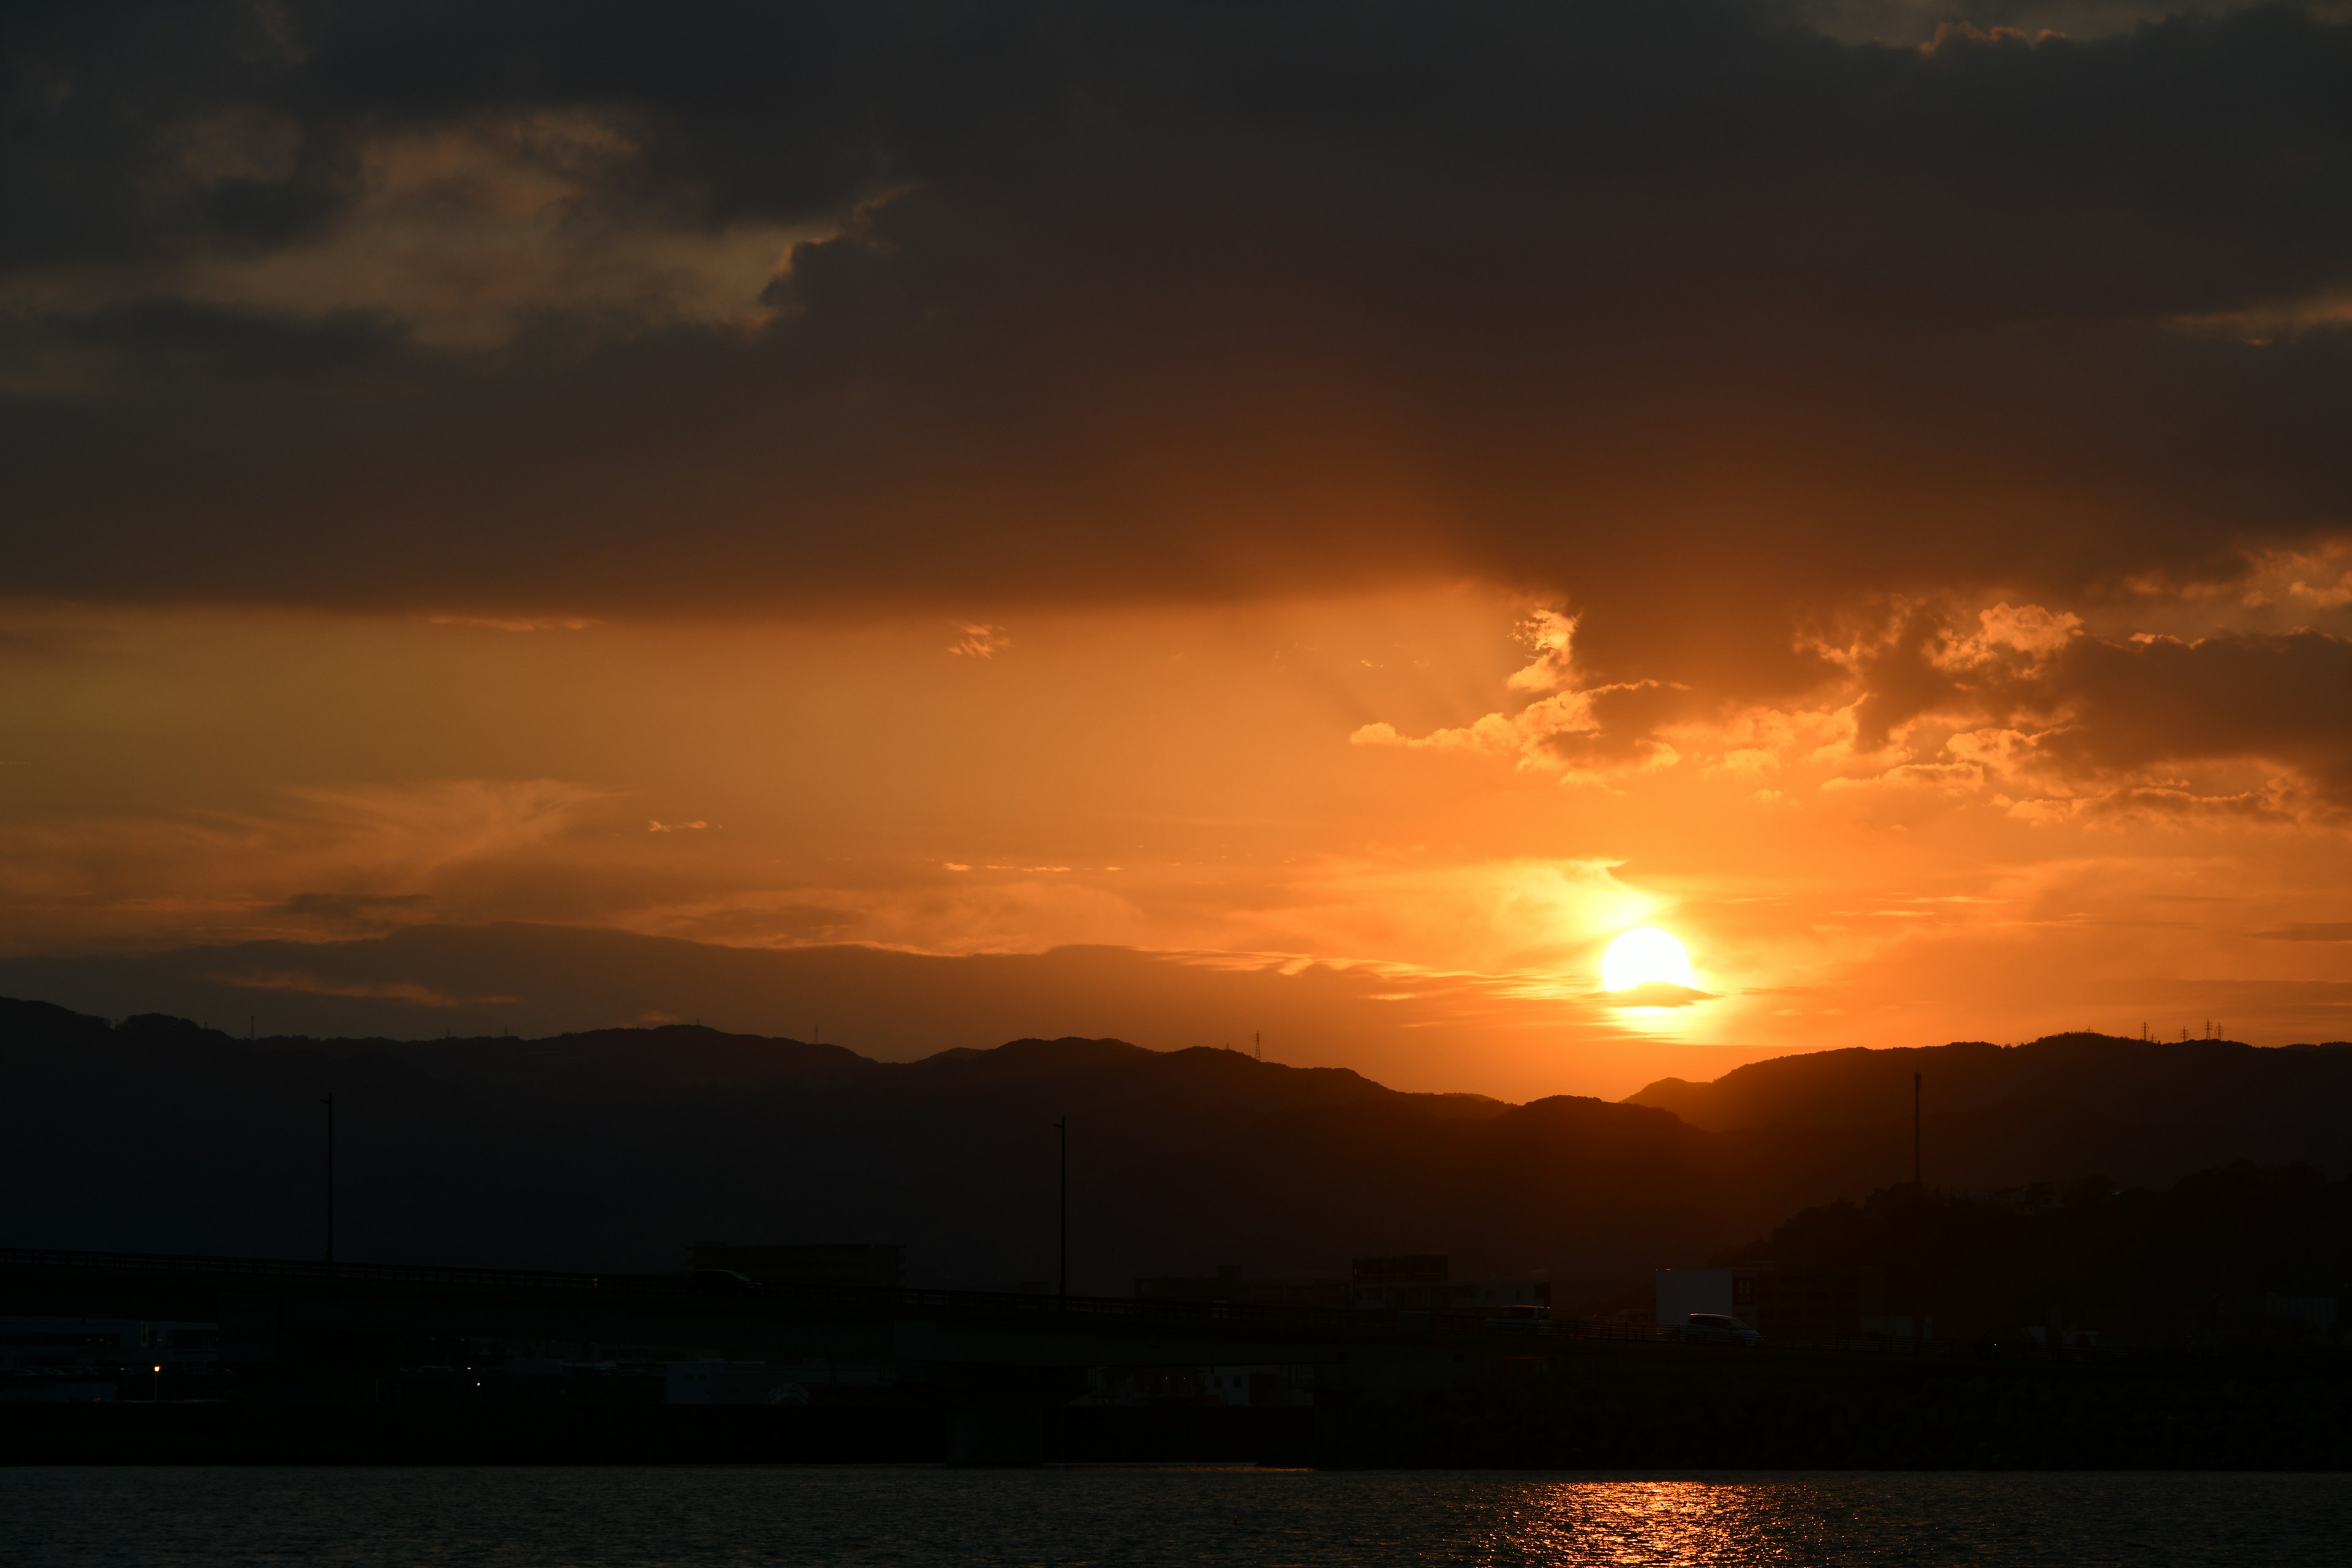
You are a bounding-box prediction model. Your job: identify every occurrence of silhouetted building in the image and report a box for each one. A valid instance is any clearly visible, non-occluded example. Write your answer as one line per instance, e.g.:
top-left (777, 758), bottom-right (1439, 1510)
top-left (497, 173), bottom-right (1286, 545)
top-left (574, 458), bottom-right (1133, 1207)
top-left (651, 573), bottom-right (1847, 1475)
top-left (1136, 1265), bottom-right (1351, 1309)
top-left (1199, 1363), bottom-right (1312, 1406)
top-left (0, 1314), bottom-right (222, 1404)
top-left (2212, 1294), bottom-right (2340, 1333)
top-left (0, 1316), bottom-right (220, 1371)
top-left (688, 1243), bottom-right (903, 1289)
top-left (1137, 1257), bottom-right (1548, 1314)
top-left (1080, 1362), bottom-right (1317, 1407)
top-left (1349, 1256), bottom-right (1551, 1313)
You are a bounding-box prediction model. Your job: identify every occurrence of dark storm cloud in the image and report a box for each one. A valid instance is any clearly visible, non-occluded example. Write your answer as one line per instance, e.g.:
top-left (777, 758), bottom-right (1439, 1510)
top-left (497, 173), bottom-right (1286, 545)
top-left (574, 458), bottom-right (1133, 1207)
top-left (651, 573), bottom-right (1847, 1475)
top-left (2045, 630), bottom-right (2352, 801)
top-left (1783, 0), bottom-right (2305, 45)
top-left (6, 1), bottom-right (2352, 696)
top-left (1819, 610), bottom-right (2352, 805)
top-left (1849, 607), bottom-right (1967, 753)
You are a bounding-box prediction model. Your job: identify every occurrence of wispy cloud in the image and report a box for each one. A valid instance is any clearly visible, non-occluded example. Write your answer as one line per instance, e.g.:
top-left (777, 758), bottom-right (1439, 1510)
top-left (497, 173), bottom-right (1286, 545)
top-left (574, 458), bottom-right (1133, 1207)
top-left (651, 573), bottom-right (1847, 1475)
top-left (206, 968), bottom-right (515, 1007)
top-left (429, 614), bottom-right (598, 633)
top-left (948, 624), bottom-right (1011, 658)
top-left (2252, 922), bottom-right (2352, 943)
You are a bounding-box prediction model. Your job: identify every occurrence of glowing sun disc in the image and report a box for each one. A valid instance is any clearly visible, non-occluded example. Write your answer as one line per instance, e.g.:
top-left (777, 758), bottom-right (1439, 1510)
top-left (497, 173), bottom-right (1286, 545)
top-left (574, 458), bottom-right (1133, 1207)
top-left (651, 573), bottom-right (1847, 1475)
top-left (1601, 927), bottom-right (1694, 992)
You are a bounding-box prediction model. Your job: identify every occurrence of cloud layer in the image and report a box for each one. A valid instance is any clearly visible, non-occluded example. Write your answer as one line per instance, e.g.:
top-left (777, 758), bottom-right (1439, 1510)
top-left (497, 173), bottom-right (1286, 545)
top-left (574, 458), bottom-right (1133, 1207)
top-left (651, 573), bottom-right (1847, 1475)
top-left (7, 4), bottom-right (2351, 666)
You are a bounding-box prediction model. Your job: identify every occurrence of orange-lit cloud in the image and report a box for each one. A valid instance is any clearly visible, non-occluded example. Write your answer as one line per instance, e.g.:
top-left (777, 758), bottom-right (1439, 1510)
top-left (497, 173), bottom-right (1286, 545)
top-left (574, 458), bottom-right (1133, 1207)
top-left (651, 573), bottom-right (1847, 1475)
top-left (206, 968), bottom-right (517, 1008)
top-left (948, 625), bottom-right (1012, 659)
top-left (1352, 610), bottom-right (1685, 779)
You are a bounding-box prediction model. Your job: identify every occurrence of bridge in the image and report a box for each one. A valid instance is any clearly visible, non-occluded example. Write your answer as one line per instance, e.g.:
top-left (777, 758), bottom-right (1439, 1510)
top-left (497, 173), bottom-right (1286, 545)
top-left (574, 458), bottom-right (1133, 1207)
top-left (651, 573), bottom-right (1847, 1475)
top-left (7, 1246), bottom-right (2341, 1468)
top-left (0, 1245), bottom-right (1577, 1460)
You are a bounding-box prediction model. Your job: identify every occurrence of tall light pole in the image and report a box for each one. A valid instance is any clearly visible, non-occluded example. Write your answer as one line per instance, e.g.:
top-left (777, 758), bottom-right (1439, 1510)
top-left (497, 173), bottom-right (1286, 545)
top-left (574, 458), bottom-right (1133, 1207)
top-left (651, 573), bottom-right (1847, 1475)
top-left (1912, 1072), bottom-right (1921, 1189)
top-left (1055, 1117), bottom-right (1067, 1300)
top-left (322, 1093), bottom-right (335, 1266)
top-left (1911, 1072), bottom-right (1923, 1352)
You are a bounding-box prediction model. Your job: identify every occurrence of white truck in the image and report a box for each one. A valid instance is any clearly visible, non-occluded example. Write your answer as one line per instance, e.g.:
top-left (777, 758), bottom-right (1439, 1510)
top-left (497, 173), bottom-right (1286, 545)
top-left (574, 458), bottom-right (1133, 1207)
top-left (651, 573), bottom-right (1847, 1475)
top-left (1654, 1267), bottom-right (1766, 1343)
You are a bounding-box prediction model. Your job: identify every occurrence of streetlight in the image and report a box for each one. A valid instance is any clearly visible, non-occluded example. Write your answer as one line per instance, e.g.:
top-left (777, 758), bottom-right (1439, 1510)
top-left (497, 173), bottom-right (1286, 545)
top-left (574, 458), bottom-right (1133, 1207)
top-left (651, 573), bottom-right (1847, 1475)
top-left (1912, 1072), bottom-right (1921, 1189)
top-left (321, 1093), bottom-right (335, 1266)
top-left (151, 1363), bottom-right (162, 1401)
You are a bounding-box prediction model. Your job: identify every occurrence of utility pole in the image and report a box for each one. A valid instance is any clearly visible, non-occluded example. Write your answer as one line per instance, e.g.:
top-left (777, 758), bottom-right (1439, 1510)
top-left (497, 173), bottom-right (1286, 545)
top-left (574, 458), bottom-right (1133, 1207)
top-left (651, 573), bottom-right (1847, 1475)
top-left (322, 1093), bottom-right (336, 1266)
top-left (1055, 1117), bottom-right (1068, 1300)
top-left (1254, 1031), bottom-right (1261, 1061)
top-left (1912, 1070), bottom-right (1924, 1352)
top-left (1912, 1072), bottom-right (1921, 1189)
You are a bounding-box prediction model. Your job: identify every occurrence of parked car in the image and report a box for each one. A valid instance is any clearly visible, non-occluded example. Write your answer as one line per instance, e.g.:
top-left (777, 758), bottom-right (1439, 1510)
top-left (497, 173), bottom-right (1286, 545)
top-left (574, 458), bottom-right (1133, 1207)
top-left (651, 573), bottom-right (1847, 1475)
top-left (689, 1267), bottom-right (761, 1297)
top-left (1680, 1311), bottom-right (1763, 1346)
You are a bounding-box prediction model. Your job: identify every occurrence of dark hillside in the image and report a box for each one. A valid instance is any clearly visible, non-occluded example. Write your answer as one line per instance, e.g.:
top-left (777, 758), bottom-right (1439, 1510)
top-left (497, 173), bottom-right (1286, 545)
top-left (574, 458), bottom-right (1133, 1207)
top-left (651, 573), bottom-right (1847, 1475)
top-left (1721, 1163), bottom-right (2352, 1346)
top-left (1627, 1033), bottom-right (2352, 1167)
top-left (7, 1000), bottom-right (2350, 1303)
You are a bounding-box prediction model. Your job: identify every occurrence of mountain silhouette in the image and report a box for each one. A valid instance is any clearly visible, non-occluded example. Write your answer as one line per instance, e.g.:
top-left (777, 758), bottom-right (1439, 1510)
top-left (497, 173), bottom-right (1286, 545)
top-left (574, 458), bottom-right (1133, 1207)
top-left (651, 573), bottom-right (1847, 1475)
top-left (5, 996), bottom-right (2348, 1305)
top-left (1627, 1033), bottom-right (2352, 1139)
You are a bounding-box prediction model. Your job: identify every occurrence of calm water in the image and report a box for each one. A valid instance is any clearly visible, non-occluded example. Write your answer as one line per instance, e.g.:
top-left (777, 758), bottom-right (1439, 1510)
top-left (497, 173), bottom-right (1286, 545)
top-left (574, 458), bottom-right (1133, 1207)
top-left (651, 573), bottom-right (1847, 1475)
top-left (5, 1468), bottom-right (2347, 1566)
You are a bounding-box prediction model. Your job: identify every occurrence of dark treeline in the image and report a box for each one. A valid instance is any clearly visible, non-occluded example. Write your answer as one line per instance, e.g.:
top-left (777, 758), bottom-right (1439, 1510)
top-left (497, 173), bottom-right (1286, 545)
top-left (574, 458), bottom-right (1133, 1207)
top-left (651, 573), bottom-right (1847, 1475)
top-left (1716, 1163), bottom-right (2352, 1346)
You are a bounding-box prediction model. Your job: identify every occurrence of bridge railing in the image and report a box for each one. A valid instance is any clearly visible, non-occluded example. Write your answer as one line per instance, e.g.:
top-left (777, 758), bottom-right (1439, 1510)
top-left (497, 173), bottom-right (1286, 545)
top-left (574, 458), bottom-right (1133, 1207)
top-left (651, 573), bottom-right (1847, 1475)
top-left (0, 1246), bottom-right (1660, 1345)
top-left (0, 1246), bottom-right (635, 1295)
top-left (0, 1246), bottom-right (2135, 1357)
top-left (0, 1246), bottom-right (1444, 1339)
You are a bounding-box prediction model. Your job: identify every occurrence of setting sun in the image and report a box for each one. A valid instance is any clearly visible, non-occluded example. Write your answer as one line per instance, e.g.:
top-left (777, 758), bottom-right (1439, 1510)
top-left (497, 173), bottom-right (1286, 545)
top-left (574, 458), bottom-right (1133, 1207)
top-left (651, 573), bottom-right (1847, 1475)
top-left (1600, 928), bottom-right (1694, 992)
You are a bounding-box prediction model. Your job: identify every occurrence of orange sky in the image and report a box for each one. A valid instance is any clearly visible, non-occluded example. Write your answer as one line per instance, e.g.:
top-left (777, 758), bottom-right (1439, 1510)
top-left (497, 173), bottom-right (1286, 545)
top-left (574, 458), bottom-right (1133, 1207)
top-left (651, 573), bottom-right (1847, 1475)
top-left (4, 2), bottom-right (2351, 1099)
top-left (2, 579), bottom-right (2347, 1101)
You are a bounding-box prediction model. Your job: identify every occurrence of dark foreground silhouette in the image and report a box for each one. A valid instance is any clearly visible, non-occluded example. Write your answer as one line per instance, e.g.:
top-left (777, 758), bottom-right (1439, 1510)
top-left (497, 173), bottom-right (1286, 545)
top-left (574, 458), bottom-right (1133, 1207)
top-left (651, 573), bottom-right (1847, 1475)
top-left (5, 996), bottom-right (2350, 1305)
top-left (1707, 1163), bottom-right (2352, 1348)
top-left (8, 1349), bottom-right (2351, 1468)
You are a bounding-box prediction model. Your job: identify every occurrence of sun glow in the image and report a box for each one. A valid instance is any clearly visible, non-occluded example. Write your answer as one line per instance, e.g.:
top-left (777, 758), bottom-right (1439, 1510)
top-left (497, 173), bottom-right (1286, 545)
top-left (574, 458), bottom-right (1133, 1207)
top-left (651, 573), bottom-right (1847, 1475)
top-left (1600, 927), bottom-right (1694, 992)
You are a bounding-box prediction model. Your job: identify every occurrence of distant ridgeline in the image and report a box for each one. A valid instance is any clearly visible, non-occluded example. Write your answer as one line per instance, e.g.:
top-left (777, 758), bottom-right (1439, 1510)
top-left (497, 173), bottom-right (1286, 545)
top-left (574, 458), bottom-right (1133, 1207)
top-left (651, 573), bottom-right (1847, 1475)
top-left (1622, 1032), bottom-right (2352, 1136)
top-left (4, 995), bottom-right (2350, 1307)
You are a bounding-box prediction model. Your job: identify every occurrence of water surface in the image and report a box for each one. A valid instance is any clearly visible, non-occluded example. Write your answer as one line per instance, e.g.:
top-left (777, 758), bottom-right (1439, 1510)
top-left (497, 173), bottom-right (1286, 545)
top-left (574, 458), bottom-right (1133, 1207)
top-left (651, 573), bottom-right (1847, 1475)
top-left (7, 1467), bottom-right (2346, 1566)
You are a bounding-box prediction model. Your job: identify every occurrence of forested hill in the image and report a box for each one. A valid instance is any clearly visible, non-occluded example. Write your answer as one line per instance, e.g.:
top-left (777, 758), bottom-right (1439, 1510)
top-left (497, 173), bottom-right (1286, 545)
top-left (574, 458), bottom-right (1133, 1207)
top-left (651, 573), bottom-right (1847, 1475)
top-left (1625, 1032), bottom-right (2352, 1137)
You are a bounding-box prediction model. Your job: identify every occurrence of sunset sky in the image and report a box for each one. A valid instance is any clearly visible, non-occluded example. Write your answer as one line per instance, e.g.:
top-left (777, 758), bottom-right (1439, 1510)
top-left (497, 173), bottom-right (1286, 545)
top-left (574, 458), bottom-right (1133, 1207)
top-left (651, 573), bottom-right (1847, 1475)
top-left (5, 0), bottom-right (2352, 1100)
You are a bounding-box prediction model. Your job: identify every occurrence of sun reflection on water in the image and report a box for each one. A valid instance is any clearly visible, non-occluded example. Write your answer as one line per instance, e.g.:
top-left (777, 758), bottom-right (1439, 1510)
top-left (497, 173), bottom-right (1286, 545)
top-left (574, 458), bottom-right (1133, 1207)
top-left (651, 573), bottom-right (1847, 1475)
top-left (1476, 1480), bottom-right (1825, 1566)
top-left (9, 1465), bottom-right (2351, 1565)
